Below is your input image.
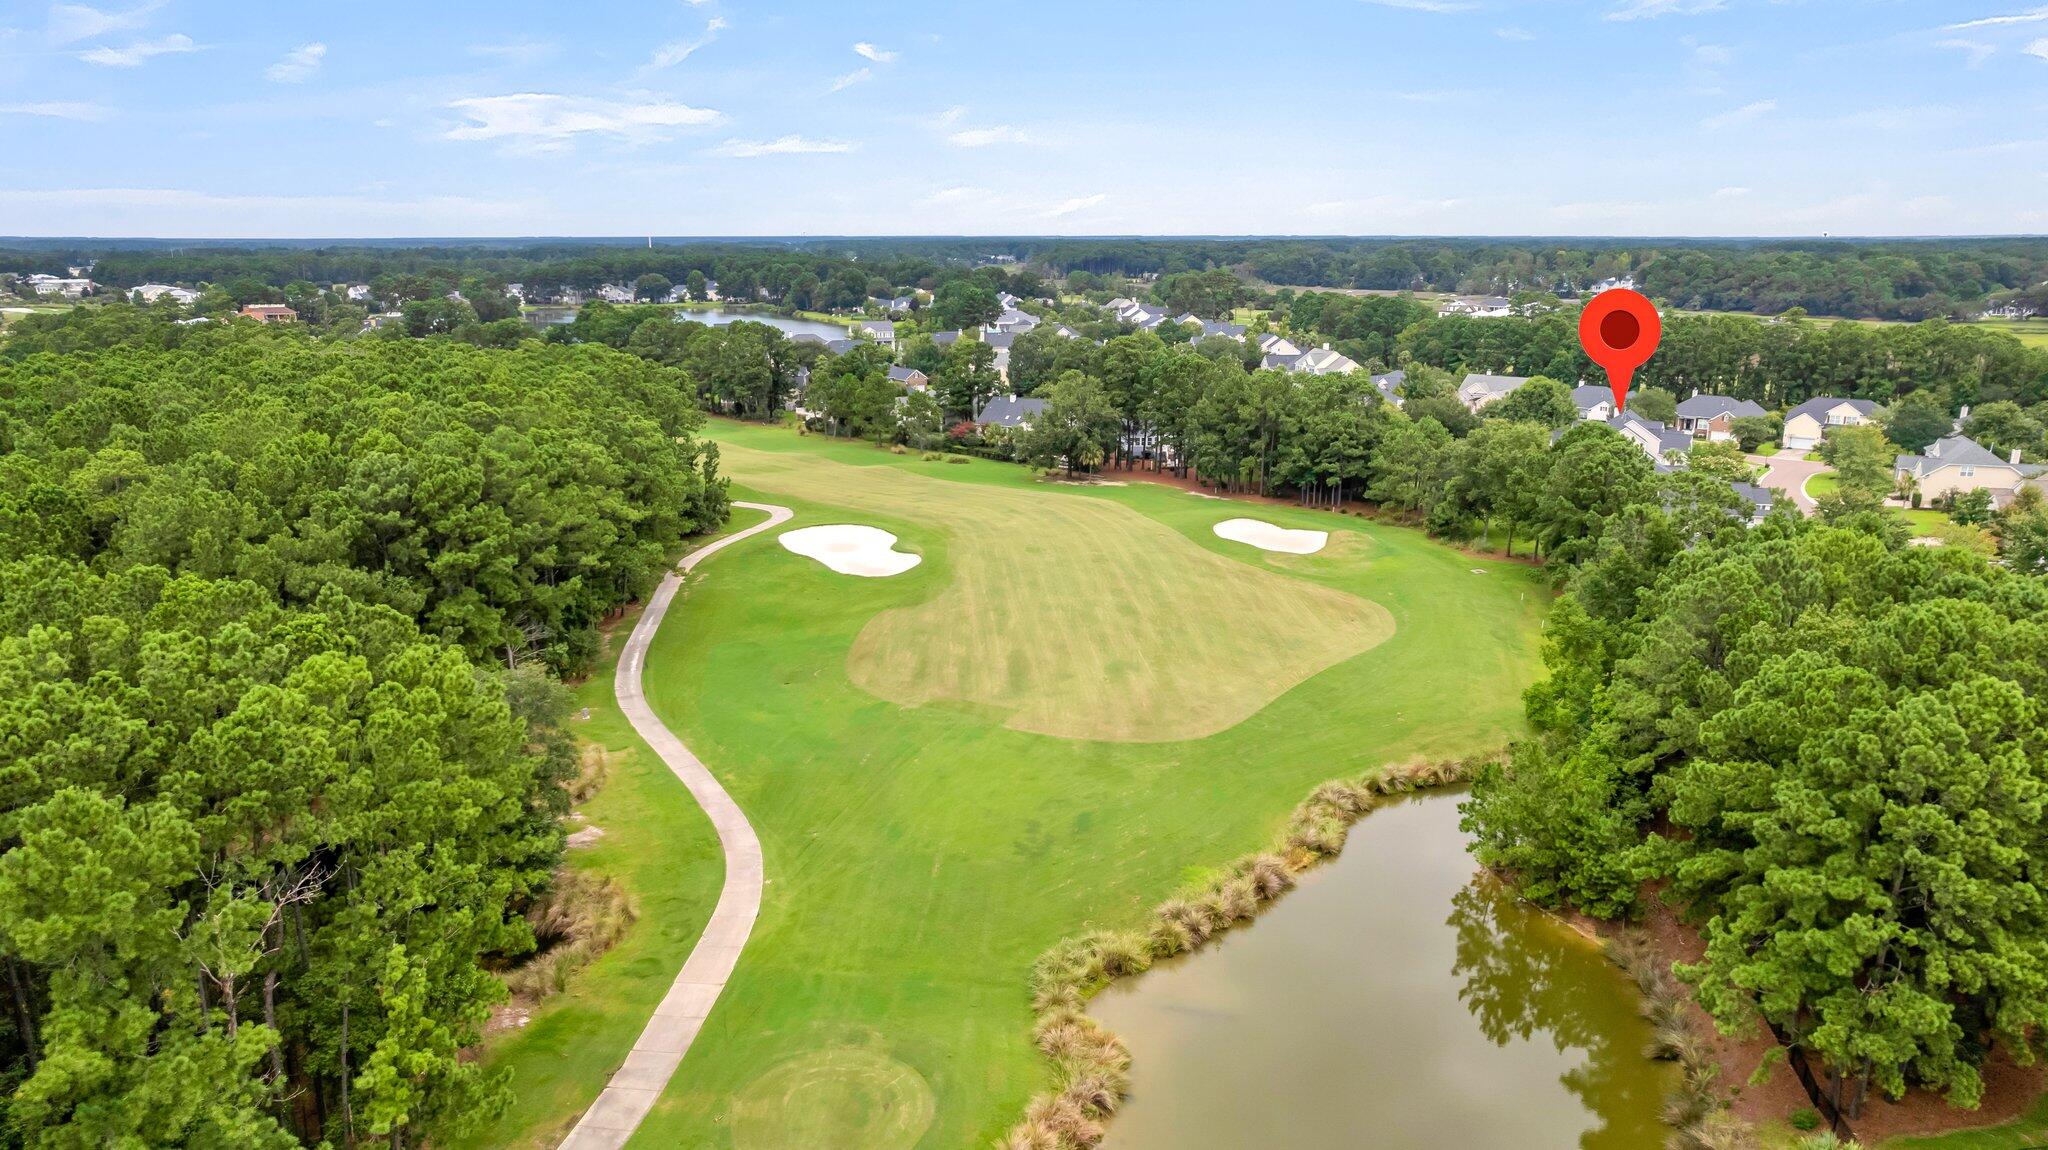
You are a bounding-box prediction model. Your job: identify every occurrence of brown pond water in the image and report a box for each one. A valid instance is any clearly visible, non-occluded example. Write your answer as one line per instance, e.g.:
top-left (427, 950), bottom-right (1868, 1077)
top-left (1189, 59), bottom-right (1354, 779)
top-left (1089, 795), bottom-right (1671, 1149)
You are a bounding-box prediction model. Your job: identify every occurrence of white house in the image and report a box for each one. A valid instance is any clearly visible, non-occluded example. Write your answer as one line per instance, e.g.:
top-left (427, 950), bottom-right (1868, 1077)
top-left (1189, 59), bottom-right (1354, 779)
top-left (25, 274), bottom-right (95, 298)
top-left (1458, 373), bottom-right (1530, 411)
top-left (1371, 371), bottom-right (1406, 408)
top-left (131, 284), bottom-right (200, 305)
top-left (1438, 296), bottom-right (1513, 318)
top-left (1781, 397), bottom-right (1879, 451)
top-left (1293, 345), bottom-right (1362, 376)
top-left (975, 395), bottom-right (1047, 430)
top-left (857, 319), bottom-right (897, 348)
top-left (596, 283), bottom-right (635, 304)
top-left (1607, 412), bottom-right (1694, 464)
top-left (1570, 384), bottom-right (1615, 423)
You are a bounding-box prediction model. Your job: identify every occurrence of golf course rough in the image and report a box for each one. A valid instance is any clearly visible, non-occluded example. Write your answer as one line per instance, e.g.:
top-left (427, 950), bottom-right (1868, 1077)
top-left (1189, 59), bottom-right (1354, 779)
top-left (499, 423), bottom-right (1549, 1150)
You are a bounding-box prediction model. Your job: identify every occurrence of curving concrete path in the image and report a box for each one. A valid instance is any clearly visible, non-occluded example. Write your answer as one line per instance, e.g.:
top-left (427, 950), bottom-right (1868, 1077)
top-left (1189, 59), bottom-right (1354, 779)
top-left (560, 501), bottom-right (792, 1150)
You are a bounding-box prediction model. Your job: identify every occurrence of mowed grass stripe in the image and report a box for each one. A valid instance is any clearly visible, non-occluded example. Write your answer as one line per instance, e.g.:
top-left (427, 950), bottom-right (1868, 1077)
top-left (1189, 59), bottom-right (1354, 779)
top-left (721, 442), bottom-right (1393, 742)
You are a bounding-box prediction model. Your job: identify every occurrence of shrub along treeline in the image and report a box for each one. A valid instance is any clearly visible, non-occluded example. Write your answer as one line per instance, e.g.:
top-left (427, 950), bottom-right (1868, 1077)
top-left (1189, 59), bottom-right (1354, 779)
top-left (1461, 511), bottom-right (2048, 1125)
top-left (0, 308), bottom-right (728, 1146)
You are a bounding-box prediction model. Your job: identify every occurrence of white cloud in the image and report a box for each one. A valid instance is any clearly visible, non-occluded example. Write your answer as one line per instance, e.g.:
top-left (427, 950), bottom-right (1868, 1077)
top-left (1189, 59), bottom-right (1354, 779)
top-left (1495, 26), bottom-right (1535, 40)
top-left (2029, 36), bottom-right (2048, 59)
top-left (1358, 0), bottom-right (1476, 12)
top-left (1702, 99), bottom-right (1776, 129)
top-left (1, 100), bottom-right (112, 120)
top-left (948, 124), bottom-right (1031, 146)
top-left (445, 94), bottom-right (723, 146)
top-left (46, 1), bottom-right (161, 44)
top-left (78, 32), bottom-right (193, 66)
top-left (1046, 193), bottom-right (1107, 217)
top-left (708, 135), bottom-right (857, 158)
top-left (472, 39), bottom-right (555, 64)
top-left (649, 16), bottom-right (726, 68)
top-left (265, 42), bottom-right (326, 83)
top-left (0, 187), bottom-right (542, 236)
top-left (1946, 6), bottom-right (2048, 29)
top-left (852, 41), bottom-right (896, 63)
top-left (1713, 185), bottom-right (1751, 198)
top-left (933, 105), bottom-right (968, 126)
top-left (828, 67), bottom-right (871, 92)
top-left (1607, 0), bottom-right (1726, 20)
top-left (1936, 38), bottom-right (1996, 66)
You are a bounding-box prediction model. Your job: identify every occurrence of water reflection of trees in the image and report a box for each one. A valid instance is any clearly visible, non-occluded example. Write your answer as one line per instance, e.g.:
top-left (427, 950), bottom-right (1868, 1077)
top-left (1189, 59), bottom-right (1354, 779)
top-left (1448, 876), bottom-right (1668, 1150)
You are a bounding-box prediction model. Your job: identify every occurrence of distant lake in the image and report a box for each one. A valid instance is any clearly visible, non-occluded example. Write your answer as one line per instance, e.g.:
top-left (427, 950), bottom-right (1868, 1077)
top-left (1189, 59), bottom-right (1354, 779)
top-left (524, 305), bottom-right (851, 341)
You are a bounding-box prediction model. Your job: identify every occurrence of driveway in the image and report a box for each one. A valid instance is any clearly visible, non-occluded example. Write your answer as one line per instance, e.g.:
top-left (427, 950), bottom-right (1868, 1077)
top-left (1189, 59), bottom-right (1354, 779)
top-left (1753, 452), bottom-right (1830, 515)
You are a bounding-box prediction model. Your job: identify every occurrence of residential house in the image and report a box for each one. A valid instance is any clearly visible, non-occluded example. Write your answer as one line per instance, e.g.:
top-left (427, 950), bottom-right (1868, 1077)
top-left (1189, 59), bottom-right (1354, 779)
top-left (239, 304), bottom-right (298, 324)
top-left (1982, 302), bottom-right (2038, 320)
top-left (857, 319), bottom-right (897, 348)
top-left (1293, 345), bottom-right (1361, 376)
top-left (1730, 482), bottom-right (1776, 526)
top-left (345, 284), bottom-right (375, 302)
top-left (1051, 324), bottom-right (1082, 340)
top-left (1190, 318), bottom-right (1247, 342)
top-left (1588, 276), bottom-right (1637, 296)
top-left (984, 331), bottom-right (1017, 379)
top-left (596, 283), bottom-right (635, 304)
top-left (887, 365), bottom-right (929, 392)
top-left (363, 312), bottom-right (405, 331)
top-left (789, 333), bottom-right (828, 347)
top-left (1458, 373), bottom-right (1530, 411)
top-left (931, 330), bottom-right (962, 348)
top-left (974, 395), bottom-right (1047, 430)
top-left (1371, 370), bottom-right (1405, 408)
top-left (825, 339), bottom-right (862, 355)
top-left (1257, 334), bottom-right (1302, 357)
top-left (988, 308), bottom-right (1039, 334)
top-left (1607, 412), bottom-right (1694, 464)
top-left (1894, 434), bottom-right (2044, 508)
top-left (131, 284), bottom-right (200, 304)
top-left (870, 295), bottom-right (916, 313)
top-left (1781, 397), bottom-right (1879, 451)
top-left (1570, 384), bottom-right (1615, 423)
top-left (1674, 394), bottom-right (1769, 441)
top-left (1438, 296), bottom-right (1512, 318)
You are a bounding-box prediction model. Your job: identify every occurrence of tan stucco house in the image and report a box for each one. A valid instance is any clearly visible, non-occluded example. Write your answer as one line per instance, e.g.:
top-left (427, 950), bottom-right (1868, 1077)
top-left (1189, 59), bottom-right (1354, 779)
top-left (1894, 434), bottom-right (2043, 507)
top-left (1783, 397), bottom-right (1879, 451)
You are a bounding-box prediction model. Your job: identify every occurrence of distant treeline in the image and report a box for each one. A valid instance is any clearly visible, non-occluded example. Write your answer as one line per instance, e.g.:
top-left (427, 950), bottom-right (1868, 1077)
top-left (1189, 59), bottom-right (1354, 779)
top-left (9, 236), bottom-right (2047, 322)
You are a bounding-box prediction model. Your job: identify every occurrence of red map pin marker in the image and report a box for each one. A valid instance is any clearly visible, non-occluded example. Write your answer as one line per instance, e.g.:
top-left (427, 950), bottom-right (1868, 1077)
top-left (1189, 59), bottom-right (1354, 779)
top-left (1578, 288), bottom-right (1662, 412)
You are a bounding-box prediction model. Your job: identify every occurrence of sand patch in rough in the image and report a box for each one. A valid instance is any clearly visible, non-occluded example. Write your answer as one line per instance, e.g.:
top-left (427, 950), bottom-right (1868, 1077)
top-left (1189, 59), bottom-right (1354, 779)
top-left (780, 525), bottom-right (921, 577)
top-left (1213, 517), bottom-right (1328, 555)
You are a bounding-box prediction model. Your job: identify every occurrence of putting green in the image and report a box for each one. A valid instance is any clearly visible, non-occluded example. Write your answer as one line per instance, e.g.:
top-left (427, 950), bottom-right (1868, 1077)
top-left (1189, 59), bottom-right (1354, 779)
top-left (725, 442), bottom-right (1391, 742)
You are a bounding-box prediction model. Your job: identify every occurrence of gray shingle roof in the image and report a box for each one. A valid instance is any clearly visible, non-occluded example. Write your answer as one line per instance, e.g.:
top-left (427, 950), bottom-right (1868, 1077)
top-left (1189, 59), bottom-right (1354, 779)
top-left (974, 396), bottom-right (1047, 427)
top-left (931, 330), bottom-right (961, 346)
top-left (1786, 396), bottom-right (1880, 424)
top-left (1675, 394), bottom-right (1769, 420)
top-left (1461, 373), bottom-right (1529, 399)
top-left (1897, 434), bottom-right (2043, 476)
top-left (1571, 384), bottom-right (1613, 413)
top-left (984, 332), bottom-right (1016, 350)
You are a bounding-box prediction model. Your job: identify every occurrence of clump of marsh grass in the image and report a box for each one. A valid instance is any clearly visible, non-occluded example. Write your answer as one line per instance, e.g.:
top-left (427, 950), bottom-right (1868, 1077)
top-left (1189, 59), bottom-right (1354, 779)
top-left (1238, 853), bottom-right (1294, 901)
top-left (501, 868), bottom-right (635, 1000)
top-left (1605, 931), bottom-right (1758, 1150)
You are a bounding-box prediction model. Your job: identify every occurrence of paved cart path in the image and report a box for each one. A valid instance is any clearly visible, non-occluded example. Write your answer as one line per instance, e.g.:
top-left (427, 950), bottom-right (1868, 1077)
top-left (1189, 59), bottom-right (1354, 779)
top-left (559, 501), bottom-right (792, 1150)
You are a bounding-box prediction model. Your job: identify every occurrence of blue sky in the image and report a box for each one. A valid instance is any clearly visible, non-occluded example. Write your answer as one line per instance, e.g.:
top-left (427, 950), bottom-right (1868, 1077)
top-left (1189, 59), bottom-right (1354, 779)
top-left (1, 0), bottom-right (2044, 237)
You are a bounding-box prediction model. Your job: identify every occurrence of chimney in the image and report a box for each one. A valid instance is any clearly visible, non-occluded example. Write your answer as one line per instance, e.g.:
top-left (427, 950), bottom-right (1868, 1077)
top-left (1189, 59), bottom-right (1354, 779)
top-left (2014, 449), bottom-right (2024, 465)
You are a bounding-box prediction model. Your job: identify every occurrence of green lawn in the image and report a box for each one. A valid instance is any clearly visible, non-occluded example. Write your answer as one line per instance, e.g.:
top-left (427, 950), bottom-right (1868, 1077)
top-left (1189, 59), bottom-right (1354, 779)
top-left (593, 423), bottom-right (1548, 1145)
top-left (1888, 1097), bottom-right (2048, 1149)
top-left (1807, 472), bottom-right (1839, 498)
top-left (1978, 317), bottom-right (2048, 350)
top-left (1804, 472), bottom-right (1951, 539)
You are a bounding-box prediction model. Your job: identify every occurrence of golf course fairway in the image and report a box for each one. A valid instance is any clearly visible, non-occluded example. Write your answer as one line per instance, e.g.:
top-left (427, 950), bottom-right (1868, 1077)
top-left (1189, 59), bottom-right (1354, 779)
top-left (467, 421), bottom-right (1551, 1149)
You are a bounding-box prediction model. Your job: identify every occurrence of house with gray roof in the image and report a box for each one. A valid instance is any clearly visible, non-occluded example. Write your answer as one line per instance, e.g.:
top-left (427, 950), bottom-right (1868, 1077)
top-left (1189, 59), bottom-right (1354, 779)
top-left (1730, 481), bottom-right (1776, 526)
top-left (1458, 373), bottom-right (1531, 411)
top-left (931, 330), bottom-right (962, 347)
top-left (1782, 397), bottom-right (1880, 451)
top-left (856, 319), bottom-right (896, 347)
top-left (974, 395), bottom-right (1048, 430)
top-left (1571, 384), bottom-right (1616, 422)
top-left (1895, 434), bottom-right (2043, 508)
top-left (1192, 319), bottom-right (1248, 342)
top-left (1371, 370), bottom-right (1405, 408)
top-left (825, 339), bottom-right (861, 355)
top-left (1608, 412), bottom-right (1694, 463)
top-left (1674, 394), bottom-right (1769, 441)
top-left (1294, 345), bottom-right (1362, 376)
top-left (887, 365), bottom-right (929, 391)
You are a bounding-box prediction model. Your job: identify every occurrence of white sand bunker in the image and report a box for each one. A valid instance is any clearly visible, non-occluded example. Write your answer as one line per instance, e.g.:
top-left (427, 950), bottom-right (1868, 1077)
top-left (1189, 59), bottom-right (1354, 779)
top-left (1213, 517), bottom-right (1328, 555)
top-left (779, 525), bottom-right (921, 577)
